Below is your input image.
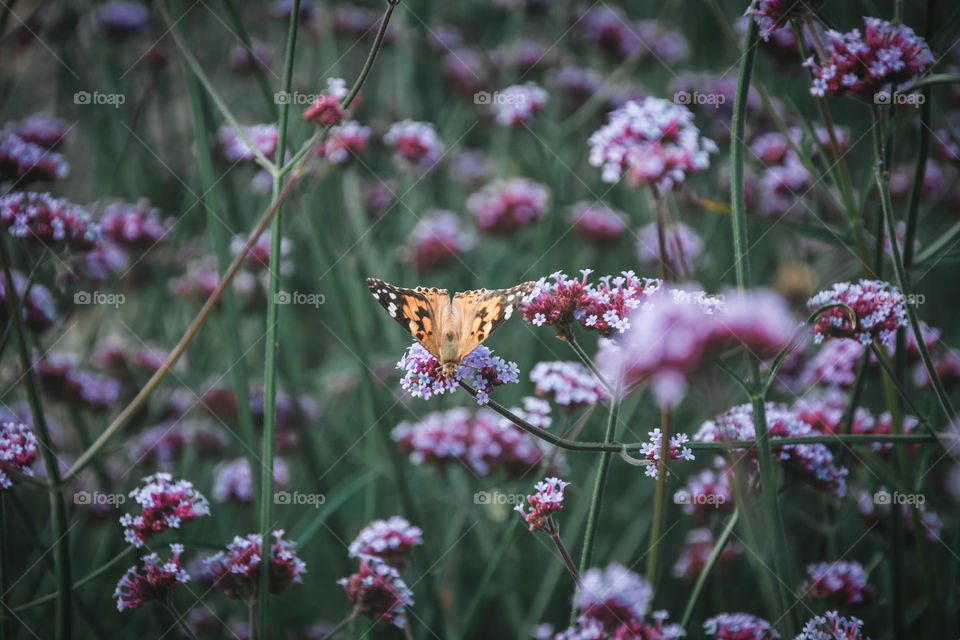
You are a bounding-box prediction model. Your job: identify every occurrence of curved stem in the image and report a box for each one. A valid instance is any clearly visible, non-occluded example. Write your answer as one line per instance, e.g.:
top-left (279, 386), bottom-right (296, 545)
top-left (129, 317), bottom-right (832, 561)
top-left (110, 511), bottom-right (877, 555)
top-left (679, 510), bottom-right (740, 628)
top-left (646, 405), bottom-right (671, 581)
top-left (549, 530), bottom-right (581, 586)
top-left (564, 332), bottom-right (612, 392)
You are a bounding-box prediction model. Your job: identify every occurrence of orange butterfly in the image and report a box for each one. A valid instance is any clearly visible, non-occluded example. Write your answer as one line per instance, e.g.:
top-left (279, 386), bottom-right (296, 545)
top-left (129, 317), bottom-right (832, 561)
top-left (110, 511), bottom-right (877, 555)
top-left (366, 278), bottom-right (538, 379)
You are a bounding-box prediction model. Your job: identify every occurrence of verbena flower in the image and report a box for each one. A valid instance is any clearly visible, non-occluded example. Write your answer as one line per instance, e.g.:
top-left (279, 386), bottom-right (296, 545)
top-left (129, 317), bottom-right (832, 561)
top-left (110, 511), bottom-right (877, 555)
top-left (402, 210), bottom-right (475, 272)
top-left (747, 0), bottom-right (822, 41)
top-left (1, 421), bottom-right (38, 490)
top-left (212, 457), bottom-right (289, 503)
top-left (339, 557), bottom-right (414, 628)
top-left (807, 280), bottom-right (907, 347)
top-left (636, 221), bottom-right (702, 277)
top-left (576, 7), bottom-right (688, 64)
top-left (120, 472), bottom-right (210, 547)
top-left (303, 77), bottom-right (347, 126)
top-left (704, 612), bottom-right (780, 639)
top-left (530, 361), bottom-right (606, 407)
top-left (521, 270), bottom-right (596, 339)
top-left (348, 516), bottom-right (423, 570)
top-left (575, 563), bottom-right (652, 630)
top-left (805, 561), bottom-right (876, 606)
top-left (396, 342), bottom-right (519, 405)
top-left (9, 113), bottom-right (71, 149)
top-left (573, 271), bottom-right (663, 338)
top-left (675, 457), bottom-right (734, 521)
top-left (795, 611), bottom-right (870, 640)
top-left (383, 120), bottom-right (444, 171)
top-left (114, 544), bottom-right (189, 611)
top-left (320, 120), bottom-right (370, 165)
top-left (0, 192), bottom-right (98, 250)
top-left (98, 199), bottom-right (170, 249)
top-left (673, 528), bottom-right (741, 581)
top-left (0, 134), bottom-right (68, 184)
top-left (35, 353), bottom-right (123, 411)
top-left (218, 124), bottom-right (278, 164)
top-left (491, 83), bottom-right (548, 126)
top-left (805, 17), bottom-right (933, 99)
top-left (802, 338), bottom-right (865, 388)
top-left (639, 428), bottom-right (695, 478)
top-left (97, 1), bottom-right (150, 38)
top-left (0, 270), bottom-right (57, 331)
top-left (793, 389), bottom-right (875, 437)
top-left (566, 201), bottom-right (628, 245)
top-left (515, 476), bottom-right (570, 532)
top-left (205, 530), bottom-right (306, 603)
top-left (695, 403), bottom-right (848, 497)
top-left (466, 177), bottom-right (549, 234)
top-left (588, 97), bottom-right (717, 192)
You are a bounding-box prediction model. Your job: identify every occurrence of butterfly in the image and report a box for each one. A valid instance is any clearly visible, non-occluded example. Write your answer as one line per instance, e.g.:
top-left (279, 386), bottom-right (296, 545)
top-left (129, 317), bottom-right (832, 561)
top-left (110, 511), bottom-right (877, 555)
top-left (366, 278), bottom-right (538, 379)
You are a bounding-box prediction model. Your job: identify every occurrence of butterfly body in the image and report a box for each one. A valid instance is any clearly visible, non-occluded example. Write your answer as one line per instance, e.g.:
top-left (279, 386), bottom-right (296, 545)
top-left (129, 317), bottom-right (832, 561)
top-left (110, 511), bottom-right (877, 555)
top-left (366, 278), bottom-right (537, 379)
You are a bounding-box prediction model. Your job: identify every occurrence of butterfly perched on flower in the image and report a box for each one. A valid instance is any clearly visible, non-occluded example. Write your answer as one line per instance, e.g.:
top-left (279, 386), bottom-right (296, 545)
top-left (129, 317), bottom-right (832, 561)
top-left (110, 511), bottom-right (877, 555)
top-left (366, 278), bottom-right (538, 379)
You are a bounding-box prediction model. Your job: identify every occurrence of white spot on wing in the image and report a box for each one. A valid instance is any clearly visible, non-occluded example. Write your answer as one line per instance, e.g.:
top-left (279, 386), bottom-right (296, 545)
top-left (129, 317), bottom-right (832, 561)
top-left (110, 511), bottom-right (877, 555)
top-left (503, 305), bottom-right (513, 319)
top-left (389, 292), bottom-right (397, 300)
top-left (387, 302), bottom-right (398, 317)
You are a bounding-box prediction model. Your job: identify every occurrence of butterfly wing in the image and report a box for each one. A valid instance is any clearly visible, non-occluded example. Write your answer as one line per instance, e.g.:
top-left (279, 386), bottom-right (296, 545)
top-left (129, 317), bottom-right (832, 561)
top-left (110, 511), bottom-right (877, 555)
top-left (452, 281), bottom-right (538, 358)
top-left (366, 278), bottom-right (450, 360)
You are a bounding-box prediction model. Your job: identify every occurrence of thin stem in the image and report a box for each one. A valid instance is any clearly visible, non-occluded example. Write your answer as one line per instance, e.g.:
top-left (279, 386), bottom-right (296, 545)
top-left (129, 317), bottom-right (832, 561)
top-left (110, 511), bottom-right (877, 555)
top-left (163, 602), bottom-right (201, 640)
top-left (679, 510), bottom-right (740, 628)
top-left (646, 405), bottom-right (671, 581)
top-left (0, 236), bottom-right (71, 640)
top-left (14, 546), bottom-right (135, 612)
top-left (458, 521), bottom-right (520, 637)
top-left (871, 105), bottom-right (956, 422)
top-left (652, 188), bottom-right (669, 281)
top-left (325, 611), bottom-right (358, 639)
top-left (549, 531), bottom-right (581, 586)
top-left (565, 332), bottom-right (612, 392)
top-left (258, 1), bottom-right (301, 636)
top-left (868, 343), bottom-right (930, 432)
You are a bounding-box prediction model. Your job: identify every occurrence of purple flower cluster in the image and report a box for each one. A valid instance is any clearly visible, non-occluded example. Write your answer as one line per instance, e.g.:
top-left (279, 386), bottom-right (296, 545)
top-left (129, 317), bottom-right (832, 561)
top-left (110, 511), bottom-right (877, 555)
top-left (0, 270), bottom-right (57, 331)
top-left (466, 177), bottom-right (549, 234)
top-left (695, 403), bottom-right (848, 497)
top-left (320, 120), bottom-right (371, 165)
top-left (98, 1), bottom-right (150, 38)
top-left (673, 528), bottom-right (741, 581)
top-left (114, 544), bottom-right (189, 611)
top-left (795, 612), bottom-right (869, 640)
top-left (530, 361), bottom-right (606, 407)
top-left (805, 561), bottom-right (876, 606)
top-left (391, 403), bottom-right (550, 476)
top-left (347, 516), bottom-right (423, 570)
top-left (98, 199), bottom-right (170, 249)
top-left (0, 192), bottom-right (99, 250)
top-left (566, 201), bottom-right (628, 245)
top-left (218, 124), bottom-right (278, 164)
top-left (339, 557), bottom-right (414, 628)
top-left (747, 0), bottom-right (821, 41)
top-left (396, 342), bottom-right (519, 404)
top-left (576, 7), bottom-right (688, 64)
top-left (515, 476), bottom-right (570, 532)
top-left (402, 210), bottom-right (475, 272)
top-left (588, 97), bottom-right (718, 192)
top-left (808, 280), bottom-right (907, 347)
top-left (636, 221), bottom-right (703, 277)
top-left (805, 17), bottom-right (934, 99)
top-left (204, 530), bottom-right (306, 603)
top-left (302, 77), bottom-right (347, 126)
top-left (1, 421), bottom-right (38, 490)
top-left (675, 458), bottom-right (734, 521)
top-left (8, 114), bottom-right (70, 149)
top-left (0, 133), bottom-right (69, 183)
top-left (212, 456), bottom-right (289, 503)
top-left (639, 428), bottom-right (695, 478)
top-left (491, 83), bottom-right (548, 126)
top-left (704, 612), bottom-right (779, 639)
top-left (119, 473), bottom-right (211, 547)
top-left (383, 120), bottom-right (444, 171)
top-left (35, 353), bottom-right (123, 411)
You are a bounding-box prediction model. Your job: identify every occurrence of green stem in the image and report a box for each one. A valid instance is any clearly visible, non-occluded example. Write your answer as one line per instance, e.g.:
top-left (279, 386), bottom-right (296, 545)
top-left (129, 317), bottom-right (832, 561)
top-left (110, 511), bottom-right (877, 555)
top-left (15, 547), bottom-right (135, 612)
top-left (458, 521), bottom-right (520, 637)
top-left (646, 405), bottom-right (671, 582)
top-left (565, 333), bottom-right (612, 392)
top-left (871, 105), bottom-right (956, 422)
top-left (325, 611), bottom-right (358, 639)
top-left (549, 529), bottom-right (581, 586)
top-left (258, 1), bottom-right (301, 635)
top-left (679, 510), bottom-right (739, 628)
top-left (0, 237), bottom-right (71, 640)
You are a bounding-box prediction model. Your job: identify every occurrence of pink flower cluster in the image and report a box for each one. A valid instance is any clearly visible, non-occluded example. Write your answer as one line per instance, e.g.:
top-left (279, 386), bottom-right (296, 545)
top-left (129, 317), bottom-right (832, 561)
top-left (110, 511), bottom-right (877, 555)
top-left (320, 120), bottom-right (371, 165)
top-left (218, 123), bottom-right (278, 164)
top-left (490, 83), bottom-right (548, 126)
top-left (1, 421), bottom-right (38, 490)
top-left (119, 473), bottom-right (211, 547)
top-left (35, 353), bottom-right (123, 411)
top-left (598, 289), bottom-right (796, 405)
top-left (9, 113), bottom-right (70, 149)
top-left (0, 192), bottom-right (99, 250)
top-left (795, 612), bottom-right (869, 640)
top-left (98, 199), bottom-right (171, 249)
top-left (675, 458), bottom-right (734, 521)
top-left (114, 544), bottom-right (189, 611)
top-left (347, 516), bottom-right (423, 570)
top-left (466, 177), bottom-right (549, 234)
top-left (212, 456), bottom-right (289, 503)
top-left (576, 7), bottom-right (688, 64)
top-left (303, 77), bottom-right (347, 126)
top-left (588, 97), bottom-right (718, 191)
top-left (639, 428), bottom-right (695, 478)
top-left (403, 210), bottom-right (475, 272)
top-left (530, 361), bottom-right (606, 407)
top-left (383, 120), bottom-right (444, 171)
top-left (0, 133), bottom-right (69, 184)
top-left (805, 561), bottom-right (876, 606)
top-left (673, 528), bottom-right (741, 582)
top-left (339, 557), bottom-right (414, 628)
top-left (515, 476), bottom-right (570, 532)
top-left (807, 280), bottom-right (907, 347)
top-left (636, 221), bottom-right (703, 277)
top-left (396, 342), bottom-right (519, 404)
top-left (0, 270), bottom-right (57, 332)
top-left (805, 17), bottom-right (934, 99)
top-left (703, 612), bottom-right (779, 639)
top-left (695, 403), bottom-right (848, 497)
top-left (566, 201), bottom-right (628, 245)
top-left (391, 401), bottom-right (551, 476)
top-left (747, 0), bottom-right (821, 41)
top-left (204, 530), bottom-right (306, 602)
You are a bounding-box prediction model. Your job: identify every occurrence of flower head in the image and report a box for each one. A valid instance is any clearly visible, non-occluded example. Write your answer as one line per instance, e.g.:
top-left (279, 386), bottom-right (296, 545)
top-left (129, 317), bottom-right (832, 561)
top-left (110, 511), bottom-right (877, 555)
top-left (805, 17), bottom-right (933, 99)
top-left (636, 221), bottom-right (702, 277)
top-left (808, 280), bottom-right (907, 347)
top-left (588, 97), bottom-right (717, 191)
top-left (303, 77), bottom-right (348, 126)
top-left (9, 114), bottom-right (71, 149)
top-left (396, 342), bottom-right (519, 405)
top-left (339, 558), bottom-right (414, 628)
top-left (98, 199), bottom-right (170, 249)
top-left (466, 177), bottom-right (550, 234)
top-left (515, 476), bottom-right (570, 532)
top-left (119, 473), bottom-right (210, 547)
top-left (566, 202), bottom-right (628, 245)
top-left (205, 530), bottom-right (306, 603)
top-left (639, 428), bottom-right (695, 477)
top-left (98, 1), bottom-right (150, 38)
top-left (795, 611), bottom-right (869, 640)
top-left (402, 210), bottom-right (475, 272)
top-left (704, 612), bottom-right (779, 639)
top-left (1, 421), bottom-right (38, 490)
top-left (0, 270), bottom-right (56, 332)
top-left (673, 528), bottom-right (741, 581)
top-left (490, 83), bottom-right (548, 126)
top-left (675, 458), bottom-right (734, 521)
top-left (218, 124), bottom-right (278, 164)
top-left (747, 0), bottom-right (822, 41)
top-left (0, 133), bottom-right (69, 184)
top-left (212, 457), bottom-right (289, 503)
top-left (530, 361), bottom-right (606, 407)
top-left (114, 544), bottom-right (189, 611)
top-left (348, 516), bottom-right (423, 570)
top-left (576, 563), bottom-right (652, 630)
top-left (320, 120), bottom-right (371, 165)
top-left (0, 192), bottom-right (98, 250)
top-left (383, 120), bottom-right (444, 171)
top-left (805, 561), bottom-right (876, 606)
